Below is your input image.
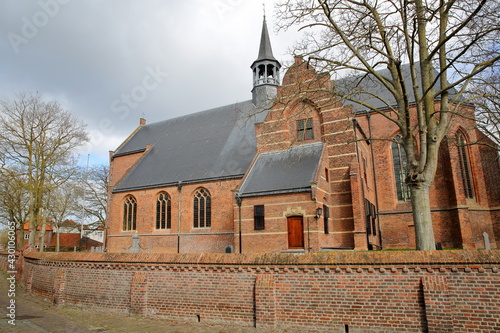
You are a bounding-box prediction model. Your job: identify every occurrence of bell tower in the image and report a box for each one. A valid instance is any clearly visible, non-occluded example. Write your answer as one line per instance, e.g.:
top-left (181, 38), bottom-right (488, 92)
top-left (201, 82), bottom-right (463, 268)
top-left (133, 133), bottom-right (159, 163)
top-left (251, 16), bottom-right (281, 107)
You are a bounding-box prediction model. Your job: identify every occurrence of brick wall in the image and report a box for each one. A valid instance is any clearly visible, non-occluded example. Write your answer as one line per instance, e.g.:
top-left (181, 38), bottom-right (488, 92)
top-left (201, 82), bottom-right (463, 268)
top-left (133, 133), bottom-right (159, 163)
top-left (3, 250), bottom-right (499, 332)
top-left (107, 178), bottom-right (239, 253)
top-left (250, 57), bottom-right (360, 251)
top-left (356, 106), bottom-right (500, 250)
top-left (236, 192), bottom-right (318, 253)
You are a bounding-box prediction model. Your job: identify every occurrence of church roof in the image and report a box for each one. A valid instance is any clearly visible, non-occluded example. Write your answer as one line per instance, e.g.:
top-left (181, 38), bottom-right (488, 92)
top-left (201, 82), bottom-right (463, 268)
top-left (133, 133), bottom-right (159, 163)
top-left (238, 142), bottom-right (324, 197)
top-left (113, 100), bottom-right (265, 192)
top-left (334, 63), bottom-right (462, 113)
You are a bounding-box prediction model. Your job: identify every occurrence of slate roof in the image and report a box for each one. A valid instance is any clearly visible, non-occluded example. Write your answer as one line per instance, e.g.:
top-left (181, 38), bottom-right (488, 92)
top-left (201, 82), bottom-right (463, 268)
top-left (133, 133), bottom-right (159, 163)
top-left (112, 63), bottom-right (454, 195)
top-left (238, 142), bottom-right (324, 198)
top-left (333, 63), bottom-right (461, 114)
top-left (113, 100), bottom-right (264, 192)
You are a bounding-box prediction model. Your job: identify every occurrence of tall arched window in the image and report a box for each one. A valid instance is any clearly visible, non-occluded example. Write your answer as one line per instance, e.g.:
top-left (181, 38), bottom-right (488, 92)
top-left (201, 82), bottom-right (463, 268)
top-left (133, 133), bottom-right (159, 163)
top-left (392, 135), bottom-right (411, 201)
top-left (456, 131), bottom-right (474, 198)
top-left (123, 195), bottom-right (137, 231)
top-left (193, 188), bottom-right (211, 228)
top-left (156, 192), bottom-right (171, 229)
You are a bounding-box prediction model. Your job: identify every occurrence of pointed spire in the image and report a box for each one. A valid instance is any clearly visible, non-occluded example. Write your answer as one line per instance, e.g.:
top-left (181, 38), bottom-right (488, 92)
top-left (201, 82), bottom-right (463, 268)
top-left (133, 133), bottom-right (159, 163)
top-left (255, 16), bottom-right (278, 64)
top-left (250, 14), bottom-right (281, 107)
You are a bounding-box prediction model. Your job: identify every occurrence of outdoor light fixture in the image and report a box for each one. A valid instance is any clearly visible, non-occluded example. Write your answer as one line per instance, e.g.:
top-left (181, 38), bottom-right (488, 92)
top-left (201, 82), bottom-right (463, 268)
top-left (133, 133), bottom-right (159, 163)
top-left (315, 207), bottom-right (323, 219)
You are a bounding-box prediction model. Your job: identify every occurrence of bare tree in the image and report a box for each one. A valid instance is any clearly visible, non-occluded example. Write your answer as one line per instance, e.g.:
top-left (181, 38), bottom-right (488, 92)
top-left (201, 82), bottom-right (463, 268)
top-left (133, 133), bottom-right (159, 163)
top-left (0, 169), bottom-right (29, 248)
top-left (47, 180), bottom-right (82, 252)
top-left (82, 164), bottom-right (109, 228)
top-left (0, 92), bottom-right (89, 247)
top-left (276, 0), bottom-right (500, 249)
top-left (0, 229), bottom-right (10, 250)
top-left (467, 66), bottom-right (500, 149)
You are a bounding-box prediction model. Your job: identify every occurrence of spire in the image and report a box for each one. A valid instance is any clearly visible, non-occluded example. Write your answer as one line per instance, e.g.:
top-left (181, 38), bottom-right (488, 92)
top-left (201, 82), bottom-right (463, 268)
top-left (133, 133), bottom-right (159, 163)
top-left (251, 15), bottom-right (281, 107)
top-left (252, 17), bottom-right (278, 67)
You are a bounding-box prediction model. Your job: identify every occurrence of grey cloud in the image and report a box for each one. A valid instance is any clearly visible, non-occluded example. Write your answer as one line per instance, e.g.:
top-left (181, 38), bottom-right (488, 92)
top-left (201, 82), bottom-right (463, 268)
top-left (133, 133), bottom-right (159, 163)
top-left (0, 0), bottom-right (298, 164)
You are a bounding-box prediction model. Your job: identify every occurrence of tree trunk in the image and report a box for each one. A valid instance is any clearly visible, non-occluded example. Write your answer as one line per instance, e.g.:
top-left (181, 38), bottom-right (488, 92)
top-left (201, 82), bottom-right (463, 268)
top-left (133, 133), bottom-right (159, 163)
top-left (29, 225), bottom-right (36, 246)
top-left (39, 222), bottom-right (46, 252)
top-left (56, 229), bottom-right (60, 252)
top-left (410, 182), bottom-right (436, 250)
top-left (18, 224), bottom-right (24, 249)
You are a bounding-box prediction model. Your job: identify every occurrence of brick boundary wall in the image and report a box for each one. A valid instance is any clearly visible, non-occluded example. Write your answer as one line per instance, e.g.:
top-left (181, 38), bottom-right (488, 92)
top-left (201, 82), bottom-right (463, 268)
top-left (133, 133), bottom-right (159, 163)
top-left (1, 251), bottom-right (499, 332)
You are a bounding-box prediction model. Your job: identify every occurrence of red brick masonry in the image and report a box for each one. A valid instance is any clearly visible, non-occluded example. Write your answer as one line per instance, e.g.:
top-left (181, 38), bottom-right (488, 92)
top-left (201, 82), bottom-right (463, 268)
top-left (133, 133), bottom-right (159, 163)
top-left (2, 250), bottom-right (499, 332)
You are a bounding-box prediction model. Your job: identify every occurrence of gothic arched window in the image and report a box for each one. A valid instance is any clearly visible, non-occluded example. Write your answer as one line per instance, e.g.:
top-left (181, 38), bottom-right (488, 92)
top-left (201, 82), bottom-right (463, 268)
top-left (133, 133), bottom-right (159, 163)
top-left (193, 188), bottom-right (211, 228)
top-left (123, 195), bottom-right (137, 231)
top-left (392, 135), bottom-right (411, 201)
top-left (456, 131), bottom-right (474, 198)
top-left (156, 192), bottom-right (171, 229)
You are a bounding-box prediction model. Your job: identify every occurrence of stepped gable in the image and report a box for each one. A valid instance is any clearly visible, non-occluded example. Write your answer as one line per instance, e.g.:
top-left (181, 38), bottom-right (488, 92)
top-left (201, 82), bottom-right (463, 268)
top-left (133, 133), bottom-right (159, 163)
top-left (113, 100), bottom-right (266, 192)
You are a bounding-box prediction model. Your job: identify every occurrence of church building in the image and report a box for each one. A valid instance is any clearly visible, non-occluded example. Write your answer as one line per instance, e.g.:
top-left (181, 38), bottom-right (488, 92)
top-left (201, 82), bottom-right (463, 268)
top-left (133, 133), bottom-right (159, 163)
top-left (106, 18), bottom-right (500, 253)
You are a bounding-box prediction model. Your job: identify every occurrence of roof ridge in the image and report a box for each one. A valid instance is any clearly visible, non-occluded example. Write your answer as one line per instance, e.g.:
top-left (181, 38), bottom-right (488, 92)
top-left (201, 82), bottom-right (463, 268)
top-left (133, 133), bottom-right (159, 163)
top-left (141, 99), bottom-right (254, 128)
top-left (260, 142), bottom-right (324, 155)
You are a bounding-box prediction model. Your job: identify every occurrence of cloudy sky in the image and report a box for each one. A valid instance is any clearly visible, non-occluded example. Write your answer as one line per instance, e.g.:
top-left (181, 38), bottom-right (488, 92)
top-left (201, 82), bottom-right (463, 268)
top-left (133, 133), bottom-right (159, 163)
top-left (0, 0), bottom-right (300, 166)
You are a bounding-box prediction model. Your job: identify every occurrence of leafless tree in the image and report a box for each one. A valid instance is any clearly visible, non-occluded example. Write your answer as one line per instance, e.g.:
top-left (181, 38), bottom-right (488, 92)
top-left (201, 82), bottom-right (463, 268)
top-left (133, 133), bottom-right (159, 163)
top-left (81, 164), bottom-right (109, 228)
top-left (46, 180), bottom-right (82, 252)
top-left (0, 92), bottom-right (89, 247)
top-left (0, 169), bottom-right (29, 248)
top-left (466, 66), bottom-right (500, 150)
top-left (276, 0), bottom-right (500, 249)
top-left (0, 229), bottom-right (10, 250)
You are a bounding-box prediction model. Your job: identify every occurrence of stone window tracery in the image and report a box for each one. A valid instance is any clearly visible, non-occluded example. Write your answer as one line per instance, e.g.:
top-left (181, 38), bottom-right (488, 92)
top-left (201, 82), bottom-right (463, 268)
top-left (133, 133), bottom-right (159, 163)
top-left (456, 131), bottom-right (474, 199)
top-left (156, 192), bottom-right (171, 229)
top-left (392, 135), bottom-right (411, 201)
top-left (193, 188), bottom-right (211, 228)
top-left (123, 195), bottom-right (137, 231)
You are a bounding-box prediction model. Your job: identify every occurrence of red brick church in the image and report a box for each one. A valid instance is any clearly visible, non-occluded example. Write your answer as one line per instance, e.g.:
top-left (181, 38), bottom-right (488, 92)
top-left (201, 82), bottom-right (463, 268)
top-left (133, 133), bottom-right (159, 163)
top-left (106, 18), bottom-right (500, 253)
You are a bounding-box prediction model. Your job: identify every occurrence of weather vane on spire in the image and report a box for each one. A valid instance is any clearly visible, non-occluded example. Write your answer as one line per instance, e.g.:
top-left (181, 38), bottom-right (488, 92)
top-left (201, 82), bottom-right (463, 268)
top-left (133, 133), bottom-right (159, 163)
top-left (263, 2), bottom-right (266, 19)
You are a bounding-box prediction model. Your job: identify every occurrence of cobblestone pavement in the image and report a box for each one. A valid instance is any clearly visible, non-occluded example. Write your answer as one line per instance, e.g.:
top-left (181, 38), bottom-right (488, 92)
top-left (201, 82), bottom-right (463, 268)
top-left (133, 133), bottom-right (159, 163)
top-left (1, 272), bottom-right (317, 333)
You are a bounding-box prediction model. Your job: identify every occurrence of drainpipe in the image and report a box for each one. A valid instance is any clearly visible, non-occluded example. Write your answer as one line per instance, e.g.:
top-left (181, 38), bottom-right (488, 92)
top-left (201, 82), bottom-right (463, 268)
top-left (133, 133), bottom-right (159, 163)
top-left (353, 118), bottom-right (369, 250)
top-left (235, 194), bottom-right (242, 253)
top-left (307, 216), bottom-right (311, 252)
top-left (177, 181), bottom-right (182, 253)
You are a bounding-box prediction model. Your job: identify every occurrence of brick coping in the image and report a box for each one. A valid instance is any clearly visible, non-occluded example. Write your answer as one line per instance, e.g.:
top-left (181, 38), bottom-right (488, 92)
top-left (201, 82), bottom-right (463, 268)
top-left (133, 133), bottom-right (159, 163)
top-left (6, 250), bottom-right (499, 265)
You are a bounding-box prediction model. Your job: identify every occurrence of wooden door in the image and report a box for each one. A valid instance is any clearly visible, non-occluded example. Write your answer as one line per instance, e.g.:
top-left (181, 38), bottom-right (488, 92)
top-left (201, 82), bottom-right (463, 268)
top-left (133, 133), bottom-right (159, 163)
top-left (287, 216), bottom-right (304, 249)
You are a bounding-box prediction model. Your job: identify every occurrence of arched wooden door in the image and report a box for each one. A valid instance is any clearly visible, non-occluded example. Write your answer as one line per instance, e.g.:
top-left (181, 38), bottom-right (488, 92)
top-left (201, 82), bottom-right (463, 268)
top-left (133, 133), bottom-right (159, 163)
top-left (287, 216), bottom-right (304, 249)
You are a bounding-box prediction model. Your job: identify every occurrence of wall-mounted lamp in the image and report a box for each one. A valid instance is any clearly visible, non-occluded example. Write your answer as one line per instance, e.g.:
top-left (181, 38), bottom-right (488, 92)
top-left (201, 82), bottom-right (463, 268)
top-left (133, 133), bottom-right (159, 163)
top-left (315, 207), bottom-right (323, 219)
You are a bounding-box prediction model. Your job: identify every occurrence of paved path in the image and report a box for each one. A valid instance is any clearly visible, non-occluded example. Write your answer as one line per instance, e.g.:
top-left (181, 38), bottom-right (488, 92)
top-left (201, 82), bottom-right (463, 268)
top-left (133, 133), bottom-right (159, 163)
top-left (0, 272), bottom-right (314, 333)
top-left (1, 271), bottom-right (90, 333)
